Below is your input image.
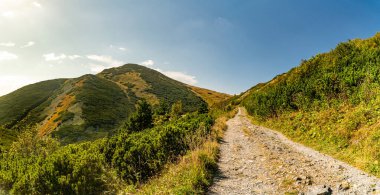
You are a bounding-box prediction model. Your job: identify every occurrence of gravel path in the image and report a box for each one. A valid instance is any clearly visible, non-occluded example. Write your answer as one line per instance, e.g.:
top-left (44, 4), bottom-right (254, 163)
top-left (208, 108), bottom-right (380, 195)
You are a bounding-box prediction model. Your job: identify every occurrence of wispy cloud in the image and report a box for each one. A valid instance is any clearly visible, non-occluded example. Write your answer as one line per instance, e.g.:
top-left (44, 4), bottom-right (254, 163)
top-left (0, 51), bottom-right (18, 61)
top-left (87, 55), bottom-right (124, 66)
top-left (43, 53), bottom-right (66, 61)
top-left (43, 53), bottom-right (82, 61)
top-left (0, 42), bottom-right (15, 47)
top-left (88, 64), bottom-right (106, 73)
top-left (161, 71), bottom-right (197, 85)
top-left (109, 44), bottom-right (128, 52)
top-left (32, 2), bottom-right (42, 8)
top-left (140, 60), bottom-right (198, 85)
top-left (140, 59), bottom-right (154, 66)
top-left (68, 55), bottom-right (81, 60)
top-left (86, 55), bottom-right (124, 73)
top-left (21, 41), bottom-right (35, 48)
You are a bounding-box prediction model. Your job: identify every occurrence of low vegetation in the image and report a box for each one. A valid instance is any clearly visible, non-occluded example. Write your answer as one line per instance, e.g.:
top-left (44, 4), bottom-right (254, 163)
top-left (0, 64), bottom-right (208, 146)
top-left (98, 64), bottom-right (207, 113)
top-left (0, 98), bottom-right (232, 194)
top-left (189, 85), bottom-right (231, 106)
top-left (0, 79), bottom-right (66, 127)
top-left (242, 32), bottom-right (380, 176)
top-left (125, 106), bottom-right (237, 194)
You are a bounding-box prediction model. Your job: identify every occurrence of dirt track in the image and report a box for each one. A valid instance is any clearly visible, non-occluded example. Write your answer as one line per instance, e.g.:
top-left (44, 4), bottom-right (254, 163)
top-left (208, 108), bottom-right (380, 195)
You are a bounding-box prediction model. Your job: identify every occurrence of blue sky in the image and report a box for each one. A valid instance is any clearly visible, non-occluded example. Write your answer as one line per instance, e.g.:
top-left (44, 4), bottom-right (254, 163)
top-left (1, 0), bottom-right (380, 95)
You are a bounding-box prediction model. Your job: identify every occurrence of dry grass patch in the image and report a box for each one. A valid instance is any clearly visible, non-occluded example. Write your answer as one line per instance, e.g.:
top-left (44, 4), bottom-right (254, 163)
top-left (189, 85), bottom-right (231, 106)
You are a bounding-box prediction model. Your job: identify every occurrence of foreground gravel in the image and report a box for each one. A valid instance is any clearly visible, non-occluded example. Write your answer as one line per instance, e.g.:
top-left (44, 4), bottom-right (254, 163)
top-left (208, 108), bottom-right (380, 195)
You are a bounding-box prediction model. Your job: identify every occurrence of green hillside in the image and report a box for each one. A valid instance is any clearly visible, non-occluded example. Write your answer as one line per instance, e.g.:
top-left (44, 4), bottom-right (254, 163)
top-left (188, 85), bottom-right (231, 106)
top-left (98, 64), bottom-right (206, 112)
top-left (0, 64), bottom-right (207, 145)
top-left (242, 32), bottom-right (380, 175)
top-left (0, 79), bottom-right (66, 126)
top-left (0, 63), bottom-right (229, 194)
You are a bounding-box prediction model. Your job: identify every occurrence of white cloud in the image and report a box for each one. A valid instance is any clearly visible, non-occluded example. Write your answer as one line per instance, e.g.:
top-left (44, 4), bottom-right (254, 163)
top-left (140, 59), bottom-right (197, 85)
top-left (21, 41), bottom-right (35, 48)
top-left (43, 53), bottom-right (66, 61)
top-left (88, 64), bottom-right (106, 73)
top-left (87, 55), bottom-right (124, 66)
top-left (162, 71), bottom-right (198, 85)
top-left (0, 51), bottom-right (18, 61)
top-left (43, 53), bottom-right (81, 61)
top-left (119, 47), bottom-right (127, 51)
top-left (0, 42), bottom-right (15, 47)
top-left (32, 1), bottom-right (42, 8)
top-left (140, 59), bottom-right (154, 67)
top-left (68, 55), bottom-right (81, 60)
top-left (2, 11), bottom-right (15, 18)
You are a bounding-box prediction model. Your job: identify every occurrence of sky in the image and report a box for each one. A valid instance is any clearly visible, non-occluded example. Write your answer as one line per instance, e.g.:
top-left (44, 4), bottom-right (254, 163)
top-left (1, 0), bottom-right (380, 96)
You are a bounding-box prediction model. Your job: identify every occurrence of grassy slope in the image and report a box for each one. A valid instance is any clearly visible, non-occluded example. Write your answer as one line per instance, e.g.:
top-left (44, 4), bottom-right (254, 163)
top-left (0, 64), bottom-right (211, 145)
top-left (0, 79), bottom-right (66, 146)
top-left (242, 32), bottom-right (380, 176)
top-left (0, 79), bottom-right (67, 126)
top-left (99, 64), bottom-right (207, 112)
top-left (52, 75), bottom-right (137, 143)
top-left (188, 85), bottom-right (231, 106)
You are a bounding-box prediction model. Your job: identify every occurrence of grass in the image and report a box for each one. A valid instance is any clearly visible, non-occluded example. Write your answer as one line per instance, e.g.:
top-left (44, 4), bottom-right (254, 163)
top-left (0, 127), bottom-right (16, 149)
top-left (99, 64), bottom-right (208, 113)
top-left (188, 85), bottom-right (231, 106)
top-left (241, 32), bottom-right (380, 178)
top-left (0, 64), bottom-right (211, 145)
top-left (102, 71), bottom-right (160, 105)
top-left (0, 79), bottom-right (66, 147)
top-left (0, 79), bottom-right (66, 126)
top-left (246, 97), bottom-right (380, 177)
top-left (51, 75), bottom-right (136, 144)
top-left (242, 126), bottom-right (253, 137)
top-left (124, 109), bottom-right (237, 194)
top-left (128, 142), bottom-right (219, 194)
top-left (39, 95), bottom-right (75, 136)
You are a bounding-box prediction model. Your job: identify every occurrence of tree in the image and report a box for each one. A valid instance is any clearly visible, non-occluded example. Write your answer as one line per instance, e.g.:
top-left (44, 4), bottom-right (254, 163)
top-left (198, 102), bottom-right (209, 114)
top-left (170, 101), bottom-right (183, 118)
top-left (125, 100), bottom-right (153, 132)
top-left (155, 100), bottom-right (170, 115)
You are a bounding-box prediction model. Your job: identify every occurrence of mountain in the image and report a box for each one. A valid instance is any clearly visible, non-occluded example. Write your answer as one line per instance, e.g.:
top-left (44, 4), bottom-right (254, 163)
top-left (188, 85), bottom-right (231, 106)
top-left (241, 32), bottom-right (380, 174)
top-left (0, 64), bottom-right (210, 145)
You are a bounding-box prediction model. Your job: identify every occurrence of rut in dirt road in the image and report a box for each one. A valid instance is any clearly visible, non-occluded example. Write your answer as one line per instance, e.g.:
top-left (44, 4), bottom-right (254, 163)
top-left (208, 108), bottom-right (380, 195)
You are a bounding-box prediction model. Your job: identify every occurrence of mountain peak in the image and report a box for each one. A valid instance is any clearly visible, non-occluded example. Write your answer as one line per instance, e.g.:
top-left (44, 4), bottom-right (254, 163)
top-left (0, 64), bottom-right (209, 144)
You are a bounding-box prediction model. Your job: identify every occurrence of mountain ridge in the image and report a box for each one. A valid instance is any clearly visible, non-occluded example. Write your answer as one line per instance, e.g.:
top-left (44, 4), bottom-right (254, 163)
top-left (0, 64), bottom-right (227, 145)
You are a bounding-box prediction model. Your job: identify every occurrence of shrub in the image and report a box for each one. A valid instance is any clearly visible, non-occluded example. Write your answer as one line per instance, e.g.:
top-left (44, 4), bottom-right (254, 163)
top-left (125, 100), bottom-right (153, 132)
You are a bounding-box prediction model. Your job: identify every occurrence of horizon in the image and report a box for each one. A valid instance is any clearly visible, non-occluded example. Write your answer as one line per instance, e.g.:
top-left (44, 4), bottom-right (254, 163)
top-left (1, 0), bottom-right (380, 96)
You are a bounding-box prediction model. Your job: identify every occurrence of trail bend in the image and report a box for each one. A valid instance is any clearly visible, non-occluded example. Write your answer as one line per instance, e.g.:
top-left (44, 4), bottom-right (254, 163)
top-left (209, 108), bottom-right (380, 195)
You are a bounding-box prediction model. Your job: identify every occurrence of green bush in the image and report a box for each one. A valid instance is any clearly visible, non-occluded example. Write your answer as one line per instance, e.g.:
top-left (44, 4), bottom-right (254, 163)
top-left (124, 100), bottom-right (153, 132)
top-left (0, 128), bottom-right (110, 194)
top-left (103, 113), bottom-right (213, 184)
top-left (0, 112), bottom-right (214, 193)
top-left (243, 34), bottom-right (380, 118)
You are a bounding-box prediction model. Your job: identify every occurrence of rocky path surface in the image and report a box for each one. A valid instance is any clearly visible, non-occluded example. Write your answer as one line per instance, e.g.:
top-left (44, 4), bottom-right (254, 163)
top-left (208, 108), bottom-right (380, 195)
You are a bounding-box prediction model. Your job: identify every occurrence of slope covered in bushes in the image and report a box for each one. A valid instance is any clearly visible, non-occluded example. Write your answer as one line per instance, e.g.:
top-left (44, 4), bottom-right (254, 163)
top-left (0, 107), bottom-right (214, 194)
top-left (0, 64), bottom-right (208, 146)
top-left (242, 33), bottom-right (380, 175)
